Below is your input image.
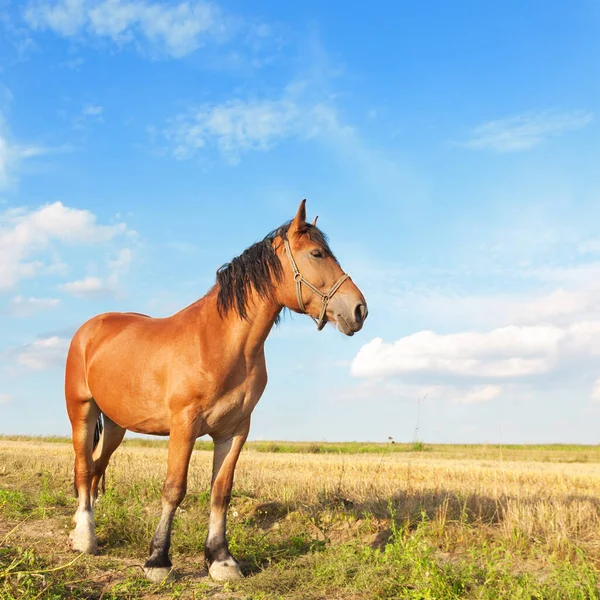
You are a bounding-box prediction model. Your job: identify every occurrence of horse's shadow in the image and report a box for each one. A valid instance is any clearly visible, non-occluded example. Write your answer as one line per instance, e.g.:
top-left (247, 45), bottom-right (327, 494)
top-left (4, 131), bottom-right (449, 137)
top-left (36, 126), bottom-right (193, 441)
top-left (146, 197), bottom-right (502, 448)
top-left (236, 487), bottom-right (600, 564)
top-left (92, 487), bottom-right (600, 579)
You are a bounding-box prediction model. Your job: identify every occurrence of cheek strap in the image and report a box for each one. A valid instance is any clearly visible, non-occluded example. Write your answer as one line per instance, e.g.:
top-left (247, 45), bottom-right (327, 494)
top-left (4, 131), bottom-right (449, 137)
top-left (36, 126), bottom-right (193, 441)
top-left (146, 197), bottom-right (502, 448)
top-left (283, 238), bottom-right (350, 331)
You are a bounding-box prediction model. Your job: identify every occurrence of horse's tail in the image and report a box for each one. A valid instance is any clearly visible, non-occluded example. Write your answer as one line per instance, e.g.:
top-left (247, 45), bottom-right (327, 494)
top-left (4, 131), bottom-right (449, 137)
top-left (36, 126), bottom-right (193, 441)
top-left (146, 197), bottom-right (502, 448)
top-left (93, 413), bottom-right (104, 451)
top-left (94, 413), bottom-right (107, 495)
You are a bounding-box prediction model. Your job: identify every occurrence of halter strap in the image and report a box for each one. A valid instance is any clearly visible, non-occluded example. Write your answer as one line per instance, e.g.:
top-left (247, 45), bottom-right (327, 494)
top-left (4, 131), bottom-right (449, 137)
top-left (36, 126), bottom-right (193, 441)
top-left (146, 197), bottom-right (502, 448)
top-left (283, 238), bottom-right (350, 331)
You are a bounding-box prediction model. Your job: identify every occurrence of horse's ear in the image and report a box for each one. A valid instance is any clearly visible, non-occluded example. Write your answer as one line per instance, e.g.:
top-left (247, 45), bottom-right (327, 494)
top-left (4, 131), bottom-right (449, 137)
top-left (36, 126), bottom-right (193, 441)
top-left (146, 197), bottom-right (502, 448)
top-left (290, 199), bottom-right (307, 232)
top-left (312, 216), bottom-right (318, 227)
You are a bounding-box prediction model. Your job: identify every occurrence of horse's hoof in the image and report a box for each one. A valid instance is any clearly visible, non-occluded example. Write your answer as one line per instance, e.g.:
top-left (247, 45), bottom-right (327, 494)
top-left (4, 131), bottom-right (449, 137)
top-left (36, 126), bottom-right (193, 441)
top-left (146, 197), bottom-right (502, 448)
top-left (144, 566), bottom-right (172, 583)
top-left (208, 560), bottom-right (244, 581)
top-left (69, 532), bottom-right (98, 555)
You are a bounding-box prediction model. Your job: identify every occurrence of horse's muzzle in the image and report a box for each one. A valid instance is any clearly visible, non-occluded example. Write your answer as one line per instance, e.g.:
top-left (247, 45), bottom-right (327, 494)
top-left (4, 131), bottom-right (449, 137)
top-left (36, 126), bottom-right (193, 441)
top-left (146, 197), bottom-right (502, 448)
top-left (336, 301), bottom-right (368, 336)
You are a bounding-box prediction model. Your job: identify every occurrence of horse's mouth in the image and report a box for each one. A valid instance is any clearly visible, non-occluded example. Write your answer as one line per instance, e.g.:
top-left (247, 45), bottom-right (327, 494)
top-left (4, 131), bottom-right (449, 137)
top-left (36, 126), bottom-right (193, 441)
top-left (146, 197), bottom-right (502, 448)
top-left (336, 314), bottom-right (355, 337)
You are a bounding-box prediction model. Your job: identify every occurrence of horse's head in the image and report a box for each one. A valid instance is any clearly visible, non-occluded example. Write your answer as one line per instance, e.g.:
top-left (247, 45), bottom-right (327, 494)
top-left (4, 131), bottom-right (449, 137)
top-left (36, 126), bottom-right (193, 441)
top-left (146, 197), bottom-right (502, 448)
top-left (276, 200), bottom-right (368, 336)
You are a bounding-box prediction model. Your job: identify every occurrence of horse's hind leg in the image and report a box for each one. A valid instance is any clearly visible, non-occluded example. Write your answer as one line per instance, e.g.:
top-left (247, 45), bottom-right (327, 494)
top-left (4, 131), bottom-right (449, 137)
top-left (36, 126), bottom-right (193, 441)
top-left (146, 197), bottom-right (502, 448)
top-left (91, 416), bottom-right (126, 503)
top-left (67, 393), bottom-right (100, 554)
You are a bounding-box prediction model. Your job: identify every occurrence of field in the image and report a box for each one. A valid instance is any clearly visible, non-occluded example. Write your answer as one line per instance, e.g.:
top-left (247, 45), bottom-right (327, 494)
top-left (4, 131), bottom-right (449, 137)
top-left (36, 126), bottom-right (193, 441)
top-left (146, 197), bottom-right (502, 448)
top-left (1, 438), bottom-right (600, 599)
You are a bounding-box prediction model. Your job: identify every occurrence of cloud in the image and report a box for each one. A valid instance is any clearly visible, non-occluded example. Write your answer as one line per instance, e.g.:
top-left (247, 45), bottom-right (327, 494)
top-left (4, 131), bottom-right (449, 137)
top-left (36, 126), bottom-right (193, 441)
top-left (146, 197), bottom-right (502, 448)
top-left (406, 384), bottom-right (504, 405)
top-left (23, 0), bottom-right (234, 58)
top-left (163, 82), bottom-right (351, 162)
top-left (59, 247), bottom-right (132, 298)
top-left (0, 393), bottom-right (13, 405)
top-left (335, 379), bottom-right (503, 407)
top-left (461, 110), bottom-right (594, 152)
top-left (454, 385), bottom-right (502, 404)
top-left (59, 276), bottom-right (106, 297)
top-left (349, 233), bottom-right (600, 406)
top-left (58, 56), bottom-right (85, 70)
top-left (9, 295), bottom-right (61, 317)
top-left (72, 103), bottom-right (104, 130)
top-left (592, 379), bottom-right (600, 403)
top-left (0, 201), bottom-right (128, 290)
top-left (108, 247), bottom-right (131, 277)
top-left (82, 104), bottom-right (103, 117)
top-left (0, 116), bottom-right (48, 188)
top-left (17, 336), bottom-right (70, 370)
top-left (400, 284), bottom-right (600, 331)
top-left (351, 322), bottom-right (600, 385)
top-left (514, 288), bottom-right (600, 325)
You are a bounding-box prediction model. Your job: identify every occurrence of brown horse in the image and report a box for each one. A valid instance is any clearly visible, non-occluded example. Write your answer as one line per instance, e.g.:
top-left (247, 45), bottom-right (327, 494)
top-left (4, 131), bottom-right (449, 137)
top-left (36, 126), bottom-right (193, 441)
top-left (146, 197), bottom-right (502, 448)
top-left (65, 200), bottom-right (367, 582)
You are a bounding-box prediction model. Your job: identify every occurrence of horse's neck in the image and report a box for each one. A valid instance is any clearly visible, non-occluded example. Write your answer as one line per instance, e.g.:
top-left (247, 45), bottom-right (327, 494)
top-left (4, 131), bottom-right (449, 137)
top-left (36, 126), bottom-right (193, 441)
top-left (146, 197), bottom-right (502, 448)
top-left (182, 288), bottom-right (282, 364)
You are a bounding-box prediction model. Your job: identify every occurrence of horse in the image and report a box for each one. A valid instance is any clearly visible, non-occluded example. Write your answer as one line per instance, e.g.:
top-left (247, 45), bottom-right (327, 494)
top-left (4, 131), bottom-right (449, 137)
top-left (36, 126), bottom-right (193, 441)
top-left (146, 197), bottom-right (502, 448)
top-left (65, 200), bottom-right (368, 582)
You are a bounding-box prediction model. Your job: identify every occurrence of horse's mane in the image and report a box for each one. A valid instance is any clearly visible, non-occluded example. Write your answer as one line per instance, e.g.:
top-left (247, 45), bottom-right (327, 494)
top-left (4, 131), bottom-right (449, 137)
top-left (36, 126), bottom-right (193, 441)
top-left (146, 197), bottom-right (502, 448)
top-left (216, 220), bottom-right (335, 321)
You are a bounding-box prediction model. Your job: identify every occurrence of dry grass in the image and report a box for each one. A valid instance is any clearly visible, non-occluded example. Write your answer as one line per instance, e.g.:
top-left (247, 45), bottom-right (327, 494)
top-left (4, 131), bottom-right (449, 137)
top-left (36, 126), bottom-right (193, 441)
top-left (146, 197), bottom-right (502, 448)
top-left (1, 439), bottom-right (599, 599)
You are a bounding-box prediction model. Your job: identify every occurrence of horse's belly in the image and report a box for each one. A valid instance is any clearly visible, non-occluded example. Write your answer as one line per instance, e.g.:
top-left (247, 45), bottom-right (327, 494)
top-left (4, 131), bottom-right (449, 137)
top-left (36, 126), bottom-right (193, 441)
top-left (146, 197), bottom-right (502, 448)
top-left (98, 398), bottom-right (170, 435)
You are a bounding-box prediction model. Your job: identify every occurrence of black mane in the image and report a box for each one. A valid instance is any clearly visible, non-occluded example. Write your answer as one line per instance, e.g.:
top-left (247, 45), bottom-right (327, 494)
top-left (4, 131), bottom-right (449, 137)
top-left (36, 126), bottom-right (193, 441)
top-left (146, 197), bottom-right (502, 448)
top-left (216, 220), bottom-right (334, 320)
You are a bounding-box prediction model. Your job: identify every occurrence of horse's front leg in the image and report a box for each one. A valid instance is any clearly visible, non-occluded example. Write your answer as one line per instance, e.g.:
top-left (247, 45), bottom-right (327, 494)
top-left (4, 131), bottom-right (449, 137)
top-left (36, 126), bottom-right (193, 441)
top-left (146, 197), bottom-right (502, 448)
top-left (144, 417), bottom-right (197, 582)
top-left (205, 417), bottom-right (250, 581)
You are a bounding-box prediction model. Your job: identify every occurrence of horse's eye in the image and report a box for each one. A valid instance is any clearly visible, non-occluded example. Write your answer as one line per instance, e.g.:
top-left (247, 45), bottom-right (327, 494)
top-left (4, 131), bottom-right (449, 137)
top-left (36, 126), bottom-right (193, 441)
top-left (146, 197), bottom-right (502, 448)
top-left (311, 249), bottom-right (323, 259)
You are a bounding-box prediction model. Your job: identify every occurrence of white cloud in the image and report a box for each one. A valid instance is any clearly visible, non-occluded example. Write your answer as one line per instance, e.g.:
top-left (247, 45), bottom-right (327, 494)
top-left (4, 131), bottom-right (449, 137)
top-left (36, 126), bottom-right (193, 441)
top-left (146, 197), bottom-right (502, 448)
top-left (334, 379), bottom-right (503, 407)
top-left (514, 288), bottom-right (600, 325)
top-left (10, 295), bottom-right (61, 317)
top-left (83, 104), bottom-right (103, 116)
top-left (578, 238), bottom-right (600, 255)
top-left (461, 110), bottom-right (594, 152)
top-left (351, 322), bottom-right (600, 382)
top-left (17, 336), bottom-right (70, 370)
top-left (164, 83), bottom-right (350, 162)
top-left (0, 201), bottom-right (128, 290)
top-left (592, 379), bottom-right (600, 403)
top-left (352, 247), bottom-right (600, 407)
top-left (59, 247), bottom-right (132, 298)
top-left (406, 285), bottom-right (600, 330)
top-left (409, 384), bottom-right (503, 405)
top-left (24, 0), bottom-right (230, 58)
top-left (0, 116), bottom-right (48, 188)
top-left (0, 393), bottom-right (13, 405)
top-left (59, 276), bottom-right (107, 297)
top-left (108, 247), bottom-right (131, 277)
top-left (58, 56), bottom-right (85, 70)
top-left (72, 103), bottom-right (105, 130)
top-left (455, 385), bottom-right (502, 404)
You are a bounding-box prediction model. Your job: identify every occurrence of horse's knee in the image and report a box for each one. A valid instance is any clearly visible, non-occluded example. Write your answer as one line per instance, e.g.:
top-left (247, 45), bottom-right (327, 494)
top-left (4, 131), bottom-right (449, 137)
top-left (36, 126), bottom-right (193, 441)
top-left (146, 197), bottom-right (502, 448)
top-left (162, 482), bottom-right (186, 507)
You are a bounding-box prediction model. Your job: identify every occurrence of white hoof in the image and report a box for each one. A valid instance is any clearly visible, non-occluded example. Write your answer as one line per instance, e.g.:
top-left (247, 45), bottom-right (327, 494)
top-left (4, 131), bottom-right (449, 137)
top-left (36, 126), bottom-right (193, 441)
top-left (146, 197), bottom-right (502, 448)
top-left (144, 566), bottom-right (172, 583)
top-left (209, 560), bottom-right (244, 581)
top-left (69, 529), bottom-right (98, 554)
top-left (69, 510), bottom-right (98, 554)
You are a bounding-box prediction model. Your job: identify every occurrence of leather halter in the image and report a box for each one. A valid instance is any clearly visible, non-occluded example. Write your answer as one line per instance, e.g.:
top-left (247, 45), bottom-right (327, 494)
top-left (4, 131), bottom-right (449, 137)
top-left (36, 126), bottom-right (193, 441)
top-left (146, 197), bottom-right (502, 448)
top-left (283, 238), bottom-right (350, 331)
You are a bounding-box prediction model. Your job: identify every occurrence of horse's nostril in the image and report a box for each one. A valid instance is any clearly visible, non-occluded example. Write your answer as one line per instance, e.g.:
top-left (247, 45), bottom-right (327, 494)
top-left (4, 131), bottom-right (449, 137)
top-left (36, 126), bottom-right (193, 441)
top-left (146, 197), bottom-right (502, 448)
top-left (354, 303), bottom-right (367, 324)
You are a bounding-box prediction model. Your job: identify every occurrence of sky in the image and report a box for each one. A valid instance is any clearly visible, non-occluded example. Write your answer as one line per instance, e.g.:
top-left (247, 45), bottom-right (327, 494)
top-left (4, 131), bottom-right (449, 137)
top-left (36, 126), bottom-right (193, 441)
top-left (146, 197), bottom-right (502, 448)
top-left (1, 0), bottom-right (600, 444)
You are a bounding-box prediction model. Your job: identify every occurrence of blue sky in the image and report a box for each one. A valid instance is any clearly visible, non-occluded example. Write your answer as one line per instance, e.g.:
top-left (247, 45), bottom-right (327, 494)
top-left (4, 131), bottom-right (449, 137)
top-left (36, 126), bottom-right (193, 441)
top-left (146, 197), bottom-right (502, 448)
top-left (1, 0), bottom-right (600, 443)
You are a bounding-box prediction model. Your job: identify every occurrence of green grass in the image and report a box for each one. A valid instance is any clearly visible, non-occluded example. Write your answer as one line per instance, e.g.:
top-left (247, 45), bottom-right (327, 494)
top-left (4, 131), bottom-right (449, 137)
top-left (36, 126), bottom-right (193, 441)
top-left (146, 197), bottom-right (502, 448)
top-left (240, 520), bottom-right (600, 600)
top-left (2, 440), bottom-right (600, 598)
top-left (0, 544), bottom-right (171, 600)
top-left (2, 477), bottom-right (599, 599)
top-left (3, 496), bottom-right (598, 599)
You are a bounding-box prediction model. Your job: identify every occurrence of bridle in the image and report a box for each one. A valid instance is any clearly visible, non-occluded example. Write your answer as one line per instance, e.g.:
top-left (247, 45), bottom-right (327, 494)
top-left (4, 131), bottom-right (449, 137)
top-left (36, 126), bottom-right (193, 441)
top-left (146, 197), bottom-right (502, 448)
top-left (283, 238), bottom-right (350, 331)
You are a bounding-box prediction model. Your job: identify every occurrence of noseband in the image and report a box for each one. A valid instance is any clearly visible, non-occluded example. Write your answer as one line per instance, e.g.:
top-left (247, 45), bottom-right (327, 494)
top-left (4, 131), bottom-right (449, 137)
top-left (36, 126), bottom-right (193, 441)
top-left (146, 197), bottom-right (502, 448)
top-left (283, 238), bottom-right (350, 331)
